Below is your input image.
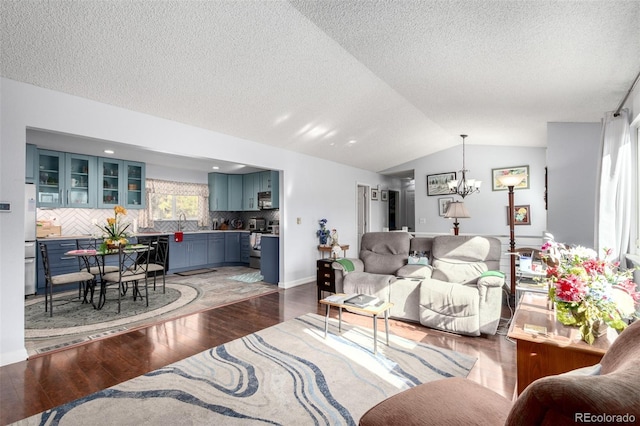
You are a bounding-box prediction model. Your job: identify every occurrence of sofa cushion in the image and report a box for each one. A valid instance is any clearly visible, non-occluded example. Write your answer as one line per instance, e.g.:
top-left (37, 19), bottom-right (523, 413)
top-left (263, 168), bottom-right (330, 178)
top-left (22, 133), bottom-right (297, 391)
top-left (396, 264), bottom-right (431, 279)
top-left (343, 272), bottom-right (396, 302)
top-left (360, 232), bottom-right (412, 275)
top-left (419, 279), bottom-right (481, 336)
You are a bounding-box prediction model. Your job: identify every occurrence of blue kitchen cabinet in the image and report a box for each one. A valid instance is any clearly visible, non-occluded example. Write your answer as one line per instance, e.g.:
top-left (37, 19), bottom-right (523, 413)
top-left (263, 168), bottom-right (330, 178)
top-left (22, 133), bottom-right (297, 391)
top-left (228, 175), bottom-right (243, 211)
top-left (26, 144), bottom-right (38, 184)
top-left (98, 158), bottom-right (145, 210)
top-left (259, 170), bottom-right (279, 209)
top-left (124, 161), bottom-right (145, 209)
top-left (38, 150), bottom-right (98, 208)
top-left (208, 172), bottom-right (228, 211)
top-left (169, 234), bottom-right (208, 272)
top-left (208, 233), bottom-right (225, 265)
top-left (242, 173), bottom-right (259, 211)
top-left (240, 233), bottom-right (250, 263)
top-left (261, 235), bottom-right (279, 284)
top-left (225, 232), bottom-right (241, 262)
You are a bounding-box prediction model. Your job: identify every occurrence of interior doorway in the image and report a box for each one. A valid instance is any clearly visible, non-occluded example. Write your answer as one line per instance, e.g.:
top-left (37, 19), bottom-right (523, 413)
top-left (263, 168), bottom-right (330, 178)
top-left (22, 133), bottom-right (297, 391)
top-left (404, 189), bottom-right (415, 232)
top-left (356, 184), bottom-right (369, 252)
top-left (388, 190), bottom-right (400, 230)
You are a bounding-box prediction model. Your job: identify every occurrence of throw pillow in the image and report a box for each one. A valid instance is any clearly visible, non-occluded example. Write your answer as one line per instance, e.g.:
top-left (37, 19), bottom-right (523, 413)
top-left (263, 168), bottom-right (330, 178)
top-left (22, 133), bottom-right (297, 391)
top-left (408, 250), bottom-right (429, 265)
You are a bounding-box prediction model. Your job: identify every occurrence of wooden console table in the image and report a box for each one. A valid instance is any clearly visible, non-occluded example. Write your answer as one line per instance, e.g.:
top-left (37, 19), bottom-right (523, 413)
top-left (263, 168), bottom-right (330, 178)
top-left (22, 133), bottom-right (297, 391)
top-left (507, 292), bottom-right (617, 395)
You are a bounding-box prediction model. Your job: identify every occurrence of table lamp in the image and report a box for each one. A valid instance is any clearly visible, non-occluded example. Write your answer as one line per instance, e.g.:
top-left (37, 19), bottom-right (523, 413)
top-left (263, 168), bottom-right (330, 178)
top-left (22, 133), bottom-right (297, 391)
top-left (444, 201), bottom-right (470, 235)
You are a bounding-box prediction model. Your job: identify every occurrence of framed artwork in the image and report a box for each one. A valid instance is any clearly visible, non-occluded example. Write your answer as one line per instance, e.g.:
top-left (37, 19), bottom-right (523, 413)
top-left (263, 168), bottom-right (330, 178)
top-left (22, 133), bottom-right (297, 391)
top-left (438, 197), bottom-right (454, 217)
top-left (492, 165), bottom-right (530, 191)
top-left (507, 204), bottom-right (531, 225)
top-left (427, 172), bottom-right (456, 196)
top-left (381, 190), bottom-right (388, 202)
top-left (371, 189), bottom-right (379, 201)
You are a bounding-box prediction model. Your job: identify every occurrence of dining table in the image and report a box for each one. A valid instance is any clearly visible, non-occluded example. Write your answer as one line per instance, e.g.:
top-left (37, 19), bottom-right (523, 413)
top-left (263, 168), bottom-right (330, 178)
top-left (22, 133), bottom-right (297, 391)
top-left (65, 244), bottom-right (153, 310)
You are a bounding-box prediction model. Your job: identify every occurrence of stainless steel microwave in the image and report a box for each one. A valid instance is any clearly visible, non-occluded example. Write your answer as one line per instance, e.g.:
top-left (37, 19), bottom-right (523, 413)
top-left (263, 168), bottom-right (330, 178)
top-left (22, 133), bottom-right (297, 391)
top-left (257, 191), bottom-right (272, 209)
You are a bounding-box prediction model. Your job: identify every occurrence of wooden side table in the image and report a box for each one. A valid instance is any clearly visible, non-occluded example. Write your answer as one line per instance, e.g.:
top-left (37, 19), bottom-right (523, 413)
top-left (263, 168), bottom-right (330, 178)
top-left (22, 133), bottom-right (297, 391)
top-left (507, 292), bottom-right (617, 395)
top-left (318, 244), bottom-right (349, 259)
top-left (316, 259), bottom-right (336, 300)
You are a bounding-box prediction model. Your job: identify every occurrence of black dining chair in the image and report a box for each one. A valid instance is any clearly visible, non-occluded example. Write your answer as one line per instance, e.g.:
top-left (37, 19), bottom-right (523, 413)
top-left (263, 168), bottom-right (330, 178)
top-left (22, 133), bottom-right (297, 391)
top-left (39, 242), bottom-right (95, 317)
top-left (145, 235), bottom-right (169, 293)
top-left (76, 238), bottom-right (119, 301)
top-left (100, 242), bottom-right (151, 313)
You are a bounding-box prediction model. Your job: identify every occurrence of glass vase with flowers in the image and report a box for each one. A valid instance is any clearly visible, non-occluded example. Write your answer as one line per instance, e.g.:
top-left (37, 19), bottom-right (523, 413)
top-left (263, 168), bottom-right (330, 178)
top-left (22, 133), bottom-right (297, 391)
top-left (541, 241), bottom-right (639, 344)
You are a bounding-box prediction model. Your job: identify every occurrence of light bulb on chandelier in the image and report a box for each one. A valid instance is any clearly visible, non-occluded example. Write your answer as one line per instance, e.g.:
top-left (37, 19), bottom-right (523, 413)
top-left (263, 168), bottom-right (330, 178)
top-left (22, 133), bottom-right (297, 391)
top-left (447, 134), bottom-right (481, 199)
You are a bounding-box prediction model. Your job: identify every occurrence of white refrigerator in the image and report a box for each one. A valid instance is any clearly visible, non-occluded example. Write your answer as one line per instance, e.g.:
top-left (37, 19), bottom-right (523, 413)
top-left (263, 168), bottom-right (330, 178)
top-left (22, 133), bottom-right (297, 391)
top-left (25, 183), bottom-right (37, 295)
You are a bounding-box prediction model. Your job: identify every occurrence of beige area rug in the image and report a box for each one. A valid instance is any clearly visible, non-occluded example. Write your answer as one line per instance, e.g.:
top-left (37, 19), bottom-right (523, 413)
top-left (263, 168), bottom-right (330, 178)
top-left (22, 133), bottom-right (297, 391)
top-left (24, 266), bottom-right (279, 356)
top-left (13, 313), bottom-right (477, 425)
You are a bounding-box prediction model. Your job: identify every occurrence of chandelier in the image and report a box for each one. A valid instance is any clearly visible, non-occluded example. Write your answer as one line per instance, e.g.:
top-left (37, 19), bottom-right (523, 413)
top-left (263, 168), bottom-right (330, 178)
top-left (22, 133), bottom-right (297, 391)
top-left (448, 134), bottom-right (481, 198)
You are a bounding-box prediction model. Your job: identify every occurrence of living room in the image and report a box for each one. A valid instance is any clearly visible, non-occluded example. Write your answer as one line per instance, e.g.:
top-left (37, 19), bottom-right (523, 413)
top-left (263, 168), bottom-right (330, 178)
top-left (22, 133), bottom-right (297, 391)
top-left (1, 1), bottom-right (640, 424)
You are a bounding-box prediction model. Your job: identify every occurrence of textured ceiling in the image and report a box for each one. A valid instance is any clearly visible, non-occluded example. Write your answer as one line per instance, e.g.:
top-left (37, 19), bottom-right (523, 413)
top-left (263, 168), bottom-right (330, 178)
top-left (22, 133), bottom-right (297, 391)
top-left (2, 1), bottom-right (639, 175)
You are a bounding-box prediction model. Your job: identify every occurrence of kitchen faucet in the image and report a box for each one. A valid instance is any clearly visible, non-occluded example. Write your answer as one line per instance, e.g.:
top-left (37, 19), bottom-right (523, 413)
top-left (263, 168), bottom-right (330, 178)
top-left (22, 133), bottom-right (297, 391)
top-left (178, 212), bottom-right (187, 231)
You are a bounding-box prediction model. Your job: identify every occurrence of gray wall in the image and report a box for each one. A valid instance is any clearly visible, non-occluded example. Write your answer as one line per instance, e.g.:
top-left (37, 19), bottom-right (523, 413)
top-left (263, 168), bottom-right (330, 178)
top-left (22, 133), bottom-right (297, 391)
top-left (547, 122), bottom-right (602, 247)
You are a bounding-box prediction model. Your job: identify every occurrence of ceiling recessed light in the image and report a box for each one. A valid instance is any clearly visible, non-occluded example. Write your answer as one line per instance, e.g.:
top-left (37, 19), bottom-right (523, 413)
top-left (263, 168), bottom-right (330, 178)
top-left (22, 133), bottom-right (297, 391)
top-left (348, 140), bottom-right (357, 145)
top-left (212, 166), bottom-right (220, 170)
top-left (104, 149), bottom-right (114, 154)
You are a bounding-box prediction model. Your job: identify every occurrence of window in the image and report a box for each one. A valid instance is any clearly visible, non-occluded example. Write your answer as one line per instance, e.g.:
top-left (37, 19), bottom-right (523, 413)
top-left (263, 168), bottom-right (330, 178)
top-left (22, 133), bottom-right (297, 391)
top-left (150, 194), bottom-right (199, 220)
top-left (140, 179), bottom-right (209, 228)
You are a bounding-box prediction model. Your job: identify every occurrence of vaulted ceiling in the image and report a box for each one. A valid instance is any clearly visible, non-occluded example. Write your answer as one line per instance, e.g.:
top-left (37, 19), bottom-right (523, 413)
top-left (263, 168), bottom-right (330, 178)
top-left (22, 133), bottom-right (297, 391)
top-left (2, 1), bottom-right (639, 174)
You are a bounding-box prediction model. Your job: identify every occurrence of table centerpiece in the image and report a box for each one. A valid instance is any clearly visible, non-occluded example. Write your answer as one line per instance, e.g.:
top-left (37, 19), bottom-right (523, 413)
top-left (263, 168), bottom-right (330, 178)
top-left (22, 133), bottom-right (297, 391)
top-left (98, 205), bottom-right (130, 250)
top-left (541, 241), bottom-right (639, 344)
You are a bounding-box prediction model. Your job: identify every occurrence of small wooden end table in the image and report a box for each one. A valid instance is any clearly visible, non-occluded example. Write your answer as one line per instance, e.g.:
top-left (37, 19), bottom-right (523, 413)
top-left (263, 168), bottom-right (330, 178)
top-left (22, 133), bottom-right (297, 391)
top-left (318, 244), bottom-right (350, 258)
top-left (507, 292), bottom-right (617, 395)
top-left (319, 294), bottom-right (393, 354)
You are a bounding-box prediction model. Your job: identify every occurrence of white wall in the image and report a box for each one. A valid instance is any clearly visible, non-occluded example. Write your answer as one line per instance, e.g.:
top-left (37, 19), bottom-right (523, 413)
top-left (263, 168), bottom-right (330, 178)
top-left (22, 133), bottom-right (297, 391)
top-left (386, 145), bottom-right (548, 238)
top-left (0, 78), bottom-right (391, 366)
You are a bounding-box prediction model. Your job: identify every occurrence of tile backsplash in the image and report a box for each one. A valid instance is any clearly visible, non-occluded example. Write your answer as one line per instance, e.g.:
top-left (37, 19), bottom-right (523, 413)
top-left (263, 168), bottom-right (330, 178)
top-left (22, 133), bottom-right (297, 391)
top-left (37, 208), bottom-right (280, 236)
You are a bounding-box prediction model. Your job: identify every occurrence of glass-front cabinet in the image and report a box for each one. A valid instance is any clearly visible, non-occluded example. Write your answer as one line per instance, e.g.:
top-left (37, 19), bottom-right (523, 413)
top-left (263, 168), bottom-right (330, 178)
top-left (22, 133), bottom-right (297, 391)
top-left (38, 150), bottom-right (64, 207)
top-left (37, 150), bottom-right (97, 208)
top-left (65, 154), bottom-right (97, 208)
top-left (98, 158), bottom-right (122, 208)
top-left (98, 158), bottom-right (145, 209)
top-left (125, 161), bottom-right (145, 209)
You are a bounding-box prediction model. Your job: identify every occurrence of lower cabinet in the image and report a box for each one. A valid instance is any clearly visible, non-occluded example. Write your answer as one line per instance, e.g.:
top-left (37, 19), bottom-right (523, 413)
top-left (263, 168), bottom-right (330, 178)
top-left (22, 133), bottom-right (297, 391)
top-left (169, 234), bottom-right (208, 272)
top-left (208, 233), bottom-right (225, 265)
top-left (169, 232), bottom-right (249, 272)
top-left (240, 233), bottom-right (250, 263)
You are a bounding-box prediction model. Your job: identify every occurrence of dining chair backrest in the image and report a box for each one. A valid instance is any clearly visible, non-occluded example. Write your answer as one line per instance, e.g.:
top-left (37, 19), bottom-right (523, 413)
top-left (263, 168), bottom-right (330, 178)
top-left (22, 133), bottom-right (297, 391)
top-left (118, 242), bottom-right (151, 278)
top-left (152, 236), bottom-right (169, 268)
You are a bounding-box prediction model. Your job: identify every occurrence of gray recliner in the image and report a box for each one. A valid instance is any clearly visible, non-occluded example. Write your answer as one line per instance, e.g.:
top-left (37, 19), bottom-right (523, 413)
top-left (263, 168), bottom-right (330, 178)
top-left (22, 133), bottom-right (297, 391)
top-left (419, 235), bottom-right (505, 336)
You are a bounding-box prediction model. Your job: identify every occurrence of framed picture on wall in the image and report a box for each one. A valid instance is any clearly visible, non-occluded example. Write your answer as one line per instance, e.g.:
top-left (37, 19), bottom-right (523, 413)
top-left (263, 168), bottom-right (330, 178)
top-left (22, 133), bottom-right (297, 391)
top-left (381, 190), bottom-right (388, 202)
top-left (427, 172), bottom-right (456, 196)
top-left (492, 165), bottom-right (530, 191)
top-left (507, 204), bottom-right (531, 225)
top-left (371, 189), bottom-right (379, 201)
top-left (438, 197), bottom-right (454, 217)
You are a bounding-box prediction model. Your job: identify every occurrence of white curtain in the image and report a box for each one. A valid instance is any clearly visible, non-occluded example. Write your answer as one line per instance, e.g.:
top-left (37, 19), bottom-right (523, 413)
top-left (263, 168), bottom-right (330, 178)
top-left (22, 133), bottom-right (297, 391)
top-left (595, 109), bottom-right (632, 262)
top-left (137, 179), bottom-right (210, 228)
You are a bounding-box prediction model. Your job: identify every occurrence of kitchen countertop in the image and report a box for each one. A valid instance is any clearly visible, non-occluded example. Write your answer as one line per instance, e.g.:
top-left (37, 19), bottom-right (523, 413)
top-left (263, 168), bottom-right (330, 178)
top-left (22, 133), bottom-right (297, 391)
top-left (38, 230), bottom-right (252, 240)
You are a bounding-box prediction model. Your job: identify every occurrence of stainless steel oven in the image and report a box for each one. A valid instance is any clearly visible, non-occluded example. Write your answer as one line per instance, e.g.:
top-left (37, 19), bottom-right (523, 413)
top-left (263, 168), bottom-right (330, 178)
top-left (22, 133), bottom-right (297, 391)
top-left (249, 232), bottom-right (262, 269)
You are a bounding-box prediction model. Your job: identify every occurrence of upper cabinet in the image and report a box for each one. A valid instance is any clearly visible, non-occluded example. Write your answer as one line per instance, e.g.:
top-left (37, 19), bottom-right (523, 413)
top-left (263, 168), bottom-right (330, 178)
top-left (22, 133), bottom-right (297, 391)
top-left (37, 150), bottom-right (97, 208)
top-left (228, 175), bottom-right (243, 211)
top-left (261, 170), bottom-right (279, 209)
top-left (242, 173), bottom-right (259, 211)
top-left (98, 158), bottom-right (145, 210)
top-left (208, 173), bottom-right (228, 211)
top-left (25, 144), bottom-right (38, 184)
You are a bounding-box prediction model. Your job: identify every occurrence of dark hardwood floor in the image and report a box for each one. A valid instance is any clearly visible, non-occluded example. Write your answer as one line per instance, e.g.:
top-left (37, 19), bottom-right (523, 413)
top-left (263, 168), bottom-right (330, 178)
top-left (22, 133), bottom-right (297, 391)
top-left (0, 282), bottom-right (516, 425)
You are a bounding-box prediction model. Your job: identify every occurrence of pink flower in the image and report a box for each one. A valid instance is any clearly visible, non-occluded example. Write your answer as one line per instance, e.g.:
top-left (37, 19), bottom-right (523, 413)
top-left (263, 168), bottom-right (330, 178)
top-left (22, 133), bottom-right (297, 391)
top-left (555, 275), bottom-right (587, 302)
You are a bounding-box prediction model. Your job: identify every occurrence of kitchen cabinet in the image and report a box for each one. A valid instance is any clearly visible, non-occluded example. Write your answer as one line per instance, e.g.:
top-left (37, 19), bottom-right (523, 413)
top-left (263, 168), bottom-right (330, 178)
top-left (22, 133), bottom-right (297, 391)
top-left (37, 150), bottom-right (97, 208)
top-left (259, 170), bottom-right (279, 209)
top-left (240, 233), bottom-right (250, 263)
top-left (208, 173), bottom-right (228, 211)
top-left (228, 175), bottom-right (243, 211)
top-left (168, 234), bottom-right (208, 272)
top-left (225, 232), bottom-right (241, 262)
top-left (98, 158), bottom-right (145, 210)
top-left (242, 173), bottom-right (259, 211)
top-left (208, 233), bottom-right (225, 265)
top-left (261, 236), bottom-right (279, 284)
top-left (26, 144), bottom-right (38, 184)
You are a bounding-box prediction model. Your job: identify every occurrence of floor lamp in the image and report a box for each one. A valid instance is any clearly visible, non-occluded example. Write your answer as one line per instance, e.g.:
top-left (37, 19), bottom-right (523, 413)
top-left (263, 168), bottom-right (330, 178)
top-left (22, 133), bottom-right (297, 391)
top-left (497, 174), bottom-right (527, 295)
top-left (444, 201), bottom-right (470, 235)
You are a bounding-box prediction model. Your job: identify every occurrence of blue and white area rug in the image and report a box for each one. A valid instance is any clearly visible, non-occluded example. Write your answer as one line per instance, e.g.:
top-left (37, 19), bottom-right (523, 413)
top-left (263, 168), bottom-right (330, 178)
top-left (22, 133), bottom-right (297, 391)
top-left (229, 271), bottom-right (264, 283)
top-left (13, 313), bottom-right (477, 425)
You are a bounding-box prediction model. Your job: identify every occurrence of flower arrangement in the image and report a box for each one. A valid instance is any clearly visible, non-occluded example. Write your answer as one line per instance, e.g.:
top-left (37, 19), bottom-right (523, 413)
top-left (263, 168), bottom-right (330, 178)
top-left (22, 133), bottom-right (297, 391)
top-left (541, 241), bottom-right (639, 344)
top-left (98, 205), bottom-right (130, 250)
top-left (316, 218), bottom-right (330, 245)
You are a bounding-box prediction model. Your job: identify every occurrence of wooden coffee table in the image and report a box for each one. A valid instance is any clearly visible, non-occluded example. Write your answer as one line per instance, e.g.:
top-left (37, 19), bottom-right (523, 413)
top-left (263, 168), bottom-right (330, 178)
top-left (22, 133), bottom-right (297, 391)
top-left (319, 294), bottom-right (393, 354)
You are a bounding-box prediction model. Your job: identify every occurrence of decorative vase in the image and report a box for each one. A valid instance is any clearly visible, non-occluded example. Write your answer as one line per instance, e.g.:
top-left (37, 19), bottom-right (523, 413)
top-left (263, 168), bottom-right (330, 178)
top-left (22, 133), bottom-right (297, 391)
top-left (319, 234), bottom-right (328, 245)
